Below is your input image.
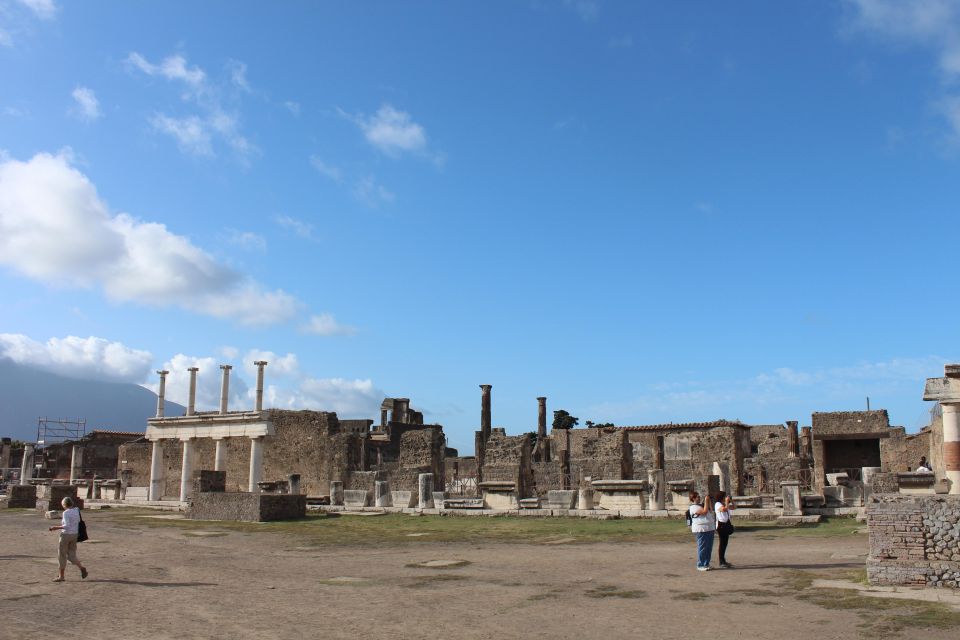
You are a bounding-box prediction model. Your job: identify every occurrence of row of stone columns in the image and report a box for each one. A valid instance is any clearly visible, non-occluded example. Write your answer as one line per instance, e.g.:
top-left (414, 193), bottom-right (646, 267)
top-left (154, 361), bottom-right (268, 419)
top-left (147, 436), bottom-right (266, 502)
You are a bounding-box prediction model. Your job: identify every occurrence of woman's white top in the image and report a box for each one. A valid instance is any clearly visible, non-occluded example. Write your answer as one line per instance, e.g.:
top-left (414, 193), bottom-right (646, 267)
top-left (689, 504), bottom-right (716, 533)
top-left (715, 502), bottom-right (731, 523)
top-left (61, 507), bottom-right (80, 535)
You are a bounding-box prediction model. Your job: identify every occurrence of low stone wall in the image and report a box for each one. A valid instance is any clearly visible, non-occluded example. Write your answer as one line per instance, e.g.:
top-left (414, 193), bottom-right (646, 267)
top-left (866, 494), bottom-right (960, 587)
top-left (5, 485), bottom-right (37, 508)
top-left (188, 492), bottom-right (306, 522)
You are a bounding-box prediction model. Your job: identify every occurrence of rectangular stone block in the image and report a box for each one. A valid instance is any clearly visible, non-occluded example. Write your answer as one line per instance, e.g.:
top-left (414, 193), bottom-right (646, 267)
top-left (6, 484), bottom-right (36, 508)
top-left (547, 490), bottom-right (577, 509)
top-left (343, 489), bottom-right (369, 508)
top-left (391, 490), bottom-right (416, 507)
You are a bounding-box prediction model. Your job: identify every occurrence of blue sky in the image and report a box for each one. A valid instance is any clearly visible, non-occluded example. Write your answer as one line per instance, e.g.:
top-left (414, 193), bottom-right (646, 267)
top-left (1, 1), bottom-right (958, 451)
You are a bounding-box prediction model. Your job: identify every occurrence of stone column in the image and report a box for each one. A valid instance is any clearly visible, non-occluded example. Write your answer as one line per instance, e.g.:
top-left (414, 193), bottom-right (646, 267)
top-left (179, 439), bottom-right (195, 502)
top-left (480, 384), bottom-right (492, 442)
top-left (418, 473), bottom-right (434, 509)
top-left (380, 408), bottom-right (388, 428)
top-left (149, 440), bottom-right (163, 500)
top-left (943, 403), bottom-right (960, 494)
top-left (186, 367), bottom-right (199, 416)
top-left (156, 369), bottom-right (169, 417)
top-left (329, 481), bottom-right (344, 505)
top-left (254, 360), bottom-right (268, 411)
top-left (248, 437), bottom-right (264, 493)
top-left (69, 445), bottom-right (84, 483)
top-left (647, 469), bottom-right (665, 510)
top-left (780, 480), bottom-right (802, 516)
top-left (219, 364), bottom-right (232, 414)
top-left (786, 421), bottom-right (799, 457)
top-left (537, 397), bottom-right (547, 438)
top-left (120, 469), bottom-right (132, 500)
top-left (375, 480), bottom-right (391, 507)
top-left (800, 427), bottom-right (812, 458)
top-left (213, 438), bottom-right (227, 472)
top-left (19, 444), bottom-right (34, 485)
top-left (395, 398), bottom-right (410, 423)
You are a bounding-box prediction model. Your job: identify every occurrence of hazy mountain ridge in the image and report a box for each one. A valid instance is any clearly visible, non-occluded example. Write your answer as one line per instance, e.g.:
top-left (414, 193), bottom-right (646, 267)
top-left (0, 358), bottom-right (184, 442)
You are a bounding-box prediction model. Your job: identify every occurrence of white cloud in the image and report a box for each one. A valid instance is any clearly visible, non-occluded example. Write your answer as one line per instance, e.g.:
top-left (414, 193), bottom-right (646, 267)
top-left (309, 155), bottom-right (342, 181)
top-left (0, 333), bottom-right (152, 383)
top-left (0, 151), bottom-right (299, 326)
top-left (145, 353), bottom-right (250, 411)
top-left (845, 0), bottom-right (960, 136)
top-left (274, 214), bottom-right (318, 241)
top-left (16, 0), bottom-right (56, 20)
top-left (344, 104), bottom-right (427, 156)
top-left (353, 175), bottom-right (395, 207)
top-left (242, 350), bottom-right (300, 378)
top-left (69, 86), bottom-right (100, 122)
top-left (219, 346), bottom-right (240, 360)
top-left (301, 313), bottom-right (358, 337)
top-left (223, 228), bottom-right (266, 251)
top-left (126, 52), bottom-right (206, 88)
top-left (263, 377), bottom-right (382, 416)
top-left (227, 59), bottom-right (250, 92)
top-left (283, 101), bottom-right (300, 116)
top-left (127, 52), bottom-right (256, 159)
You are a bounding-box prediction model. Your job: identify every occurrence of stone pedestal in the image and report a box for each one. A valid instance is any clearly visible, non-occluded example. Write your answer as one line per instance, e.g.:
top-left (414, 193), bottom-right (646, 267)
top-left (781, 480), bottom-right (802, 516)
top-left (391, 490), bottom-right (416, 507)
top-left (547, 490), bottom-right (577, 509)
top-left (592, 479), bottom-right (649, 510)
top-left (329, 481), bottom-right (344, 506)
top-left (667, 479), bottom-right (694, 509)
top-left (375, 481), bottom-right (391, 507)
top-left (6, 484), bottom-right (36, 508)
top-left (647, 469), bottom-right (665, 510)
top-left (343, 490), bottom-right (369, 508)
top-left (577, 488), bottom-right (594, 510)
top-left (418, 473), bottom-right (434, 509)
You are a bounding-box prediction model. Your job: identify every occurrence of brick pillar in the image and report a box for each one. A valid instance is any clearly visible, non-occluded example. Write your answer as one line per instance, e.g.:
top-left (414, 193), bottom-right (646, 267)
top-left (480, 385), bottom-right (492, 442)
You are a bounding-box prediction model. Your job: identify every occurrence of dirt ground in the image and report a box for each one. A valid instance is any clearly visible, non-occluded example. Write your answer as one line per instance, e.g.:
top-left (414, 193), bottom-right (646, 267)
top-left (0, 509), bottom-right (955, 639)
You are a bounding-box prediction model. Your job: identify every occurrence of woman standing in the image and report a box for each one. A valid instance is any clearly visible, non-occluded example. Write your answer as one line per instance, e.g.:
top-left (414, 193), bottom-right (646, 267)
top-left (689, 492), bottom-right (716, 571)
top-left (714, 491), bottom-right (735, 569)
top-left (48, 497), bottom-right (88, 582)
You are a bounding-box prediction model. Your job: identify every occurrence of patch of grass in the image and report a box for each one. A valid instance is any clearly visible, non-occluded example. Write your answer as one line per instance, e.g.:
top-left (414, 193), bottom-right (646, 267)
top-left (672, 591), bottom-right (709, 601)
top-left (586, 585), bottom-right (646, 599)
top-left (751, 600), bottom-right (777, 606)
top-left (729, 588), bottom-right (781, 598)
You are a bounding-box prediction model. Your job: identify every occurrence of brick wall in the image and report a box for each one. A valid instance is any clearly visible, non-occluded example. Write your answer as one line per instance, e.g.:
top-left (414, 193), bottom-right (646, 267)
top-left (568, 429), bottom-right (630, 487)
top-left (866, 494), bottom-right (960, 587)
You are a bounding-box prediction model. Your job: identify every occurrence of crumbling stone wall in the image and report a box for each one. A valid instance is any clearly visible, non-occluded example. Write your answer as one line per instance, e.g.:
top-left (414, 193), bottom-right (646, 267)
top-left (568, 429), bottom-right (630, 487)
top-left (118, 439), bottom-right (152, 486)
top-left (866, 494), bottom-right (960, 587)
top-left (881, 428), bottom-right (931, 473)
top-left (812, 410), bottom-right (891, 490)
top-left (743, 427), bottom-right (811, 493)
top-left (481, 433), bottom-right (533, 495)
top-left (531, 461), bottom-right (565, 497)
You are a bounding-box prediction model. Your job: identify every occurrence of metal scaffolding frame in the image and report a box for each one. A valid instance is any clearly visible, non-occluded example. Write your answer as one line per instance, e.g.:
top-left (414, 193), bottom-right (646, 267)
top-left (35, 416), bottom-right (87, 447)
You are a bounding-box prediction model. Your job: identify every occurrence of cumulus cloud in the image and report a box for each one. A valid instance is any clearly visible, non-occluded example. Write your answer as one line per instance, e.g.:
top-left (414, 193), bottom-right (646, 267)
top-left (343, 103), bottom-right (440, 163)
top-left (263, 377), bottom-right (383, 417)
top-left (845, 0), bottom-right (960, 136)
top-left (0, 151), bottom-right (299, 326)
top-left (242, 350), bottom-right (300, 378)
top-left (127, 51), bottom-right (256, 159)
top-left (300, 313), bottom-right (358, 337)
top-left (0, 333), bottom-right (152, 383)
top-left (69, 86), bottom-right (100, 122)
top-left (145, 354), bottom-right (250, 411)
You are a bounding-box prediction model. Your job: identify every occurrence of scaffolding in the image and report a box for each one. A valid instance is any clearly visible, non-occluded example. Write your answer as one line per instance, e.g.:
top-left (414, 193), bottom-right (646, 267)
top-left (35, 417), bottom-right (86, 447)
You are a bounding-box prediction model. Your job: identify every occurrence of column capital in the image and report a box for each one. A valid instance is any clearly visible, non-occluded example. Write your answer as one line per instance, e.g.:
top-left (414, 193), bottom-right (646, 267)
top-left (480, 384), bottom-right (492, 391)
top-left (187, 367), bottom-right (199, 372)
top-left (157, 369), bottom-right (169, 376)
top-left (220, 364), bottom-right (233, 371)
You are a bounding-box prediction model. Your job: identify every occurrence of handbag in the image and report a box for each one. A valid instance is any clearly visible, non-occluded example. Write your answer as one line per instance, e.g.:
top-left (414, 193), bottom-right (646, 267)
top-left (77, 511), bottom-right (88, 543)
top-left (719, 520), bottom-right (734, 535)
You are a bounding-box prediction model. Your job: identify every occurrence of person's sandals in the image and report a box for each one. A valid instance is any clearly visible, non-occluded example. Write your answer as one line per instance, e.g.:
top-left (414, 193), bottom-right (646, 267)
top-left (80, 567), bottom-right (88, 579)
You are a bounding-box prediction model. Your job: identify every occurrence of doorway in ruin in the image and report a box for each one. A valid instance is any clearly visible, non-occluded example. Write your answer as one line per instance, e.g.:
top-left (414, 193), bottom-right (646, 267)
top-left (822, 438), bottom-right (881, 480)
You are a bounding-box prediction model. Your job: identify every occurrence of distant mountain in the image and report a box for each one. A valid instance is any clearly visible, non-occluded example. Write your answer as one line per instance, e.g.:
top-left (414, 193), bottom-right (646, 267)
top-left (0, 358), bottom-right (184, 442)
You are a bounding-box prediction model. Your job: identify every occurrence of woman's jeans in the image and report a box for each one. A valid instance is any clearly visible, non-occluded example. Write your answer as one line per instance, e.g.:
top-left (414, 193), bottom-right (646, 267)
top-left (695, 531), bottom-right (714, 568)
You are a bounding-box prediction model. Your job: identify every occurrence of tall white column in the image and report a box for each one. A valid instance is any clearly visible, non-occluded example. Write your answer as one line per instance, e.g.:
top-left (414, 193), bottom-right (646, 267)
top-left (186, 367), bottom-right (199, 416)
top-left (179, 438), bottom-right (195, 502)
top-left (69, 445), bottom-right (84, 483)
top-left (149, 440), bottom-right (164, 500)
top-left (219, 364), bottom-right (232, 414)
top-left (19, 444), bottom-right (34, 485)
top-left (155, 369), bottom-right (169, 417)
top-left (214, 438), bottom-right (227, 472)
top-left (248, 437), bottom-right (264, 492)
top-left (943, 403), bottom-right (960, 494)
top-left (254, 361), bottom-right (268, 411)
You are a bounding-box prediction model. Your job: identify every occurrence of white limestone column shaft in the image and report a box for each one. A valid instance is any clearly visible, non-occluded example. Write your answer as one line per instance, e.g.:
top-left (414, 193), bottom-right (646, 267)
top-left (248, 437), bottom-right (264, 492)
top-left (214, 438), bottom-right (227, 472)
top-left (69, 445), bottom-right (84, 483)
top-left (149, 440), bottom-right (164, 500)
top-left (19, 444), bottom-right (34, 485)
top-left (156, 370), bottom-right (169, 418)
top-left (254, 361), bottom-right (268, 411)
top-left (186, 367), bottom-right (199, 416)
top-left (943, 403), bottom-right (960, 494)
top-left (219, 364), bottom-right (232, 414)
top-left (179, 439), bottom-right (195, 502)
